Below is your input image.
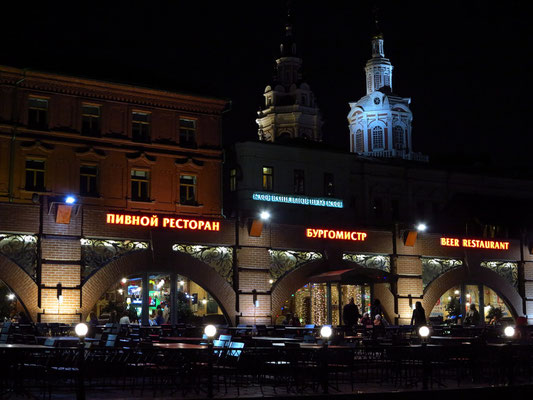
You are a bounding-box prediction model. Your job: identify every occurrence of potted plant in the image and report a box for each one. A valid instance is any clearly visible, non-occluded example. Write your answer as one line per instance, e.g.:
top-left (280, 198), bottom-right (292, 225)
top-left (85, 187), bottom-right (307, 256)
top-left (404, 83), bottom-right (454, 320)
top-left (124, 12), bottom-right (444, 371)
top-left (486, 306), bottom-right (503, 324)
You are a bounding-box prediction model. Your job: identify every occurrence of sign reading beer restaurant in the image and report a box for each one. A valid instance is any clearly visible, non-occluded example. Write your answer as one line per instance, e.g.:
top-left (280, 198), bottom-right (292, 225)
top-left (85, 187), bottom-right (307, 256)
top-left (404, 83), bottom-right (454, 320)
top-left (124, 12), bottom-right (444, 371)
top-left (106, 213), bottom-right (220, 231)
top-left (440, 237), bottom-right (509, 250)
top-left (306, 228), bottom-right (367, 241)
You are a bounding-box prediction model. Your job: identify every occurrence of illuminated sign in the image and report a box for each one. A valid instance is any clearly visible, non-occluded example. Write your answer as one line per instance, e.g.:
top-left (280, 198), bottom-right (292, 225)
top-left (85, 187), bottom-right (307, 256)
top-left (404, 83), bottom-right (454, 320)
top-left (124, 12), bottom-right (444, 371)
top-left (106, 213), bottom-right (220, 231)
top-left (440, 237), bottom-right (509, 250)
top-left (306, 228), bottom-right (367, 241)
top-left (252, 192), bottom-right (343, 208)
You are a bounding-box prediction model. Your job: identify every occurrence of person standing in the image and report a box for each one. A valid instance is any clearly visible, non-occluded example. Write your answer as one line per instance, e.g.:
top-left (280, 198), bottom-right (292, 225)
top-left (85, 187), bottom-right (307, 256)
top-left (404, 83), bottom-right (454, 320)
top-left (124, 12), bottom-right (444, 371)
top-left (410, 301), bottom-right (427, 328)
top-left (371, 299), bottom-right (383, 320)
top-left (342, 297), bottom-right (361, 329)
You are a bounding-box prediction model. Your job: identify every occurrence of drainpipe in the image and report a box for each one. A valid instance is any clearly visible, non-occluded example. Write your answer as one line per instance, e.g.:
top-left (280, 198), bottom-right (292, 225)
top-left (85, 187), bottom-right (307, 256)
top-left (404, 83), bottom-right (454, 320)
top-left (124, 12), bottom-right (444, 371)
top-left (8, 72), bottom-right (26, 202)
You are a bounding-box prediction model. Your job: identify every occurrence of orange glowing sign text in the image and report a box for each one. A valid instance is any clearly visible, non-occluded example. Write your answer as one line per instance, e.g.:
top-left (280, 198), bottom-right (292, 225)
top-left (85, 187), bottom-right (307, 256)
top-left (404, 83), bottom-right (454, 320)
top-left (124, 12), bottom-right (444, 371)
top-left (440, 237), bottom-right (509, 250)
top-left (106, 213), bottom-right (220, 231)
top-left (306, 228), bottom-right (367, 241)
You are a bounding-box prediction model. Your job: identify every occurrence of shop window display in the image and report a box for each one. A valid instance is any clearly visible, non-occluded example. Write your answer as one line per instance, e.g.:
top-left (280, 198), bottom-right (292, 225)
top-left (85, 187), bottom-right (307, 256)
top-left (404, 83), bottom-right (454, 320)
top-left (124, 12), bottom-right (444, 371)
top-left (430, 284), bottom-right (512, 325)
top-left (279, 283), bottom-right (371, 326)
top-left (93, 273), bottom-right (224, 324)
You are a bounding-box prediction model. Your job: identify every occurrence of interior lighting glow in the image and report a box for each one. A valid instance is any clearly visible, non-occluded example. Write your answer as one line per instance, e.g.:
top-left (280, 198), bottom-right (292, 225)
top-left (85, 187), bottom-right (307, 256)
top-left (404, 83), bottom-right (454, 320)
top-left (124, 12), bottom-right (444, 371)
top-left (121, 278), bottom-right (127, 284)
top-left (7, 293), bottom-right (15, 300)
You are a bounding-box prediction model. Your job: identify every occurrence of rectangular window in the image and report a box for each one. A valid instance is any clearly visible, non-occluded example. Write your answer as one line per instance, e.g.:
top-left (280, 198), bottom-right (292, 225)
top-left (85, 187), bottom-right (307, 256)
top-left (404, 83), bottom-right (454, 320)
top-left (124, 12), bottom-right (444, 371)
top-left (229, 168), bottom-right (237, 192)
top-left (80, 165), bottom-right (98, 196)
top-left (262, 167), bottom-right (273, 191)
top-left (180, 175), bottom-right (197, 205)
top-left (131, 169), bottom-right (150, 201)
top-left (179, 118), bottom-right (196, 147)
top-left (25, 159), bottom-right (45, 191)
top-left (132, 111), bottom-right (151, 142)
top-left (81, 104), bottom-right (101, 136)
top-left (294, 169), bottom-right (305, 194)
top-left (324, 173), bottom-right (334, 197)
top-left (28, 98), bottom-right (48, 129)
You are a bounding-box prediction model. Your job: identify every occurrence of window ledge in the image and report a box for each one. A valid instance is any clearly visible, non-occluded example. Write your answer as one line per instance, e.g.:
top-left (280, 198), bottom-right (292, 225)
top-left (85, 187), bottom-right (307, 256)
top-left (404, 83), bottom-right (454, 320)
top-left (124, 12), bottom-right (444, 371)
top-left (176, 202), bottom-right (203, 208)
top-left (128, 198), bottom-right (155, 204)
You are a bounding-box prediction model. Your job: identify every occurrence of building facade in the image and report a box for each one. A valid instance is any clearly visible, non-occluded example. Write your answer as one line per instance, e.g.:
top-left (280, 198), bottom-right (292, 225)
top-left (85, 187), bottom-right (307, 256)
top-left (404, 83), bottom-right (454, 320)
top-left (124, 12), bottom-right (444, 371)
top-left (0, 65), bottom-right (231, 324)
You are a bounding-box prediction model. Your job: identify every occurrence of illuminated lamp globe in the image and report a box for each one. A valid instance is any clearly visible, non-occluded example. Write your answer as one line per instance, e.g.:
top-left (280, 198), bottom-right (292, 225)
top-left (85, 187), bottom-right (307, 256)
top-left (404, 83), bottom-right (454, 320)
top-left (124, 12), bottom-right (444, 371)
top-left (260, 211), bottom-right (271, 221)
top-left (504, 326), bottom-right (515, 338)
top-left (204, 324), bottom-right (217, 338)
top-left (418, 326), bottom-right (430, 338)
top-left (320, 326), bottom-right (332, 339)
top-left (75, 323), bottom-right (88, 338)
top-left (121, 278), bottom-right (127, 284)
top-left (7, 293), bottom-right (15, 300)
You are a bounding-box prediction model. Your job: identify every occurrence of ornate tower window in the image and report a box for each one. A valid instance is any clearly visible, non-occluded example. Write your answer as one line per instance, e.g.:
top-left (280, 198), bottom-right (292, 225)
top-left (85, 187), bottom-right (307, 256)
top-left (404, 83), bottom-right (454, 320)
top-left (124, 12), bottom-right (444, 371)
top-left (355, 129), bottom-right (364, 152)
top-left (372, 126), bottom-right (384, 149)
top-left (393, 126), bottom-right (404, 150)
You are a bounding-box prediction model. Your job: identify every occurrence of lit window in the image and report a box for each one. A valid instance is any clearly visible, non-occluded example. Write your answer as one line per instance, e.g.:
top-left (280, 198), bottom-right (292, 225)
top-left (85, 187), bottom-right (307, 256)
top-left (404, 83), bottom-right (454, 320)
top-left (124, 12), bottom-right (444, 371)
top-left (262, 167), bottom-right (273, 191)
top-left (393, 126), bottom-right (404, 150)
top-left (131, 169), bottom-right (150, 201)
top-left (81, 104), bottom-right (101, 136)
top-left (80, 165), bottom-right (98, 196)
top-left (355, 129), bottom-right (364, 152)
top-left (179, 118), bottom-right (196, 147)
top-left (180, 175), bottom-right (197, 205)
top-left (294, 169), bottom-right (305, 194)
top-left (28, 98), bottom-right (48, 129)
top-left (229, 168), bottom-right (237, 192)
top-left (324, 173), bottom-right (334, 197)
top-left (132, 112), bottom-right (151, 142)
top-left (25, 159), bottom-right (45, 191)
top-left (372, 126), bottom-right (384, 149)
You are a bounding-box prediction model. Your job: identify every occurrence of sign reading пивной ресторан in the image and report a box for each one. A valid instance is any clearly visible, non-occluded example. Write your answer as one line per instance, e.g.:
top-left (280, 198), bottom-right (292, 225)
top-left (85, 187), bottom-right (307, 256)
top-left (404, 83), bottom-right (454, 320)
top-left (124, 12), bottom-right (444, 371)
top-left (252, 192), bottom-right (343, 208)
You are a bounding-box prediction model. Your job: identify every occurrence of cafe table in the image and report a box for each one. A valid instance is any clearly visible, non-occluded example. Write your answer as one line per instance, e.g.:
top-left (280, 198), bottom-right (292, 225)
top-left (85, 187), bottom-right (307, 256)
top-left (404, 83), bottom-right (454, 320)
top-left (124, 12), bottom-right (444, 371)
top-left (154, 342), bottom-right (209, 350)
top-left (159, 336), bottom-right (205, 343)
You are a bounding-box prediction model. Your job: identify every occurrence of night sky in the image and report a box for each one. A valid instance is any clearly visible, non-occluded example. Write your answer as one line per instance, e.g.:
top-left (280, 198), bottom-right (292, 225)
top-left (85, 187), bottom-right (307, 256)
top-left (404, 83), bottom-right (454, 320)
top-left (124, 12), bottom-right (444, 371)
top-left (1, 1), bottom-right (530, 168)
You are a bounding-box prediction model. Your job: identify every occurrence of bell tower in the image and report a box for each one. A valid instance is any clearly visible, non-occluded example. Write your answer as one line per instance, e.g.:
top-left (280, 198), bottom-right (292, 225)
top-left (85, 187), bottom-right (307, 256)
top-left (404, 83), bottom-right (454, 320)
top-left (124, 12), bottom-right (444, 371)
top-left (256, 9), bottom-right (323, 142)
top-left (347, 7), bottom-right (427, 162)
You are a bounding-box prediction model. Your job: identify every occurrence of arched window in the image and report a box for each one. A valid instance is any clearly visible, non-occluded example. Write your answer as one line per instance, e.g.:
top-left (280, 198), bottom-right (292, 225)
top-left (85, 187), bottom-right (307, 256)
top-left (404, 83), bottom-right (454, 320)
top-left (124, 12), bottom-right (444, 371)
top-left (393, 126), bottom-right (404, 150)
top-left (372, 126), bottom-right (384, 149)
top-left (373, 74), bottom-right (380, 91)
top-left (355, 129), bottom-right (364, 152)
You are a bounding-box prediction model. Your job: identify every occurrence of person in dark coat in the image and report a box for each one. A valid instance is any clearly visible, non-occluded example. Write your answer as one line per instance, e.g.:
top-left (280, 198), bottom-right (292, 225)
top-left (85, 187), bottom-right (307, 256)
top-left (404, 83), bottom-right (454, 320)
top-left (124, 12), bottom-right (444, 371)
top-left (410, 301), bottom-right (427, 328)
top-left (371, 299), bottom-right (383, 320)
top-left (342, 298), bottom-right (361, 329)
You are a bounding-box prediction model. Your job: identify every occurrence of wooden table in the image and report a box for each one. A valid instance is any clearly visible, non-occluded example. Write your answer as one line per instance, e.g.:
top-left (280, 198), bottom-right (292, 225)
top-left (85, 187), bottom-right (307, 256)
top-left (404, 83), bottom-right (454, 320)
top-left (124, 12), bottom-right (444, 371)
top-left (159, 336), bottom-right (204, 343)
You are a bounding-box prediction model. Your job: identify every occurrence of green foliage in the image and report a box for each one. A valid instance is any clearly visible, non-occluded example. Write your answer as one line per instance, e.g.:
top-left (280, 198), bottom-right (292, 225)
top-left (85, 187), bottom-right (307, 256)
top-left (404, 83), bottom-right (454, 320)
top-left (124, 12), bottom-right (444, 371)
top-left (486, 306), bottom-right (503, 322)
top-left (445, 296), bottom-right (461, 321)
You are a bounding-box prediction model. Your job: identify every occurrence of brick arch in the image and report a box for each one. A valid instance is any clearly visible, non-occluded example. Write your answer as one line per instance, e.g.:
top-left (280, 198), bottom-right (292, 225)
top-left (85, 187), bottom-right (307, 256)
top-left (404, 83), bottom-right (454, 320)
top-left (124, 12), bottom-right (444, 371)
top-left (270, 259), bottom-right (327, 319)
top-left (81, 250), bottom-right (235, 325)
top-left (422, 266), bottom-right (523, 320)
top-left (0, 255), bottom-right (39, 321)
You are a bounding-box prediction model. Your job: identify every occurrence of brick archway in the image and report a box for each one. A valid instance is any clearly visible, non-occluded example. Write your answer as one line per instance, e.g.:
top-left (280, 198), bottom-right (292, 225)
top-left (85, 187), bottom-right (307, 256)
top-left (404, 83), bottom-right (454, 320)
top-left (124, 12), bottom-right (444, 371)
top-left (270, 259), bottom-right (327, 319)
top-left (0, 255), bottom-right (39, 321)
top-left (422, 266), bottom-right (523, 319)
top-left (81, 250), bottom-right (235, 324)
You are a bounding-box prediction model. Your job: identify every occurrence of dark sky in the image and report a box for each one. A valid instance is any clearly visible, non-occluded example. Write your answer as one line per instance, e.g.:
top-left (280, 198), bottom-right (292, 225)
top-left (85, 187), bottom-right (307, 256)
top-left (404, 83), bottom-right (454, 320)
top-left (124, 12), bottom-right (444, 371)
top-left (1, 1), bottom-right (530, 167)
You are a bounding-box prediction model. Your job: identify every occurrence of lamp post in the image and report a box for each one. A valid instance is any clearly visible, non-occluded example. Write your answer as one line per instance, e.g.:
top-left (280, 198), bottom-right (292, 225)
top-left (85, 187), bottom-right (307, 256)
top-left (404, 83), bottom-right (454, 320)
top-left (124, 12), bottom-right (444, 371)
top-left (204, 324), bottom-right (217, 398)
top-left (320, 325), bottom-right (332, 394)
top-left (504, 325), bottom-right (515, 385)
top-left (75, 323), bottom-right (88, 400)
top-left (418, 325), bottom-right (430, 390)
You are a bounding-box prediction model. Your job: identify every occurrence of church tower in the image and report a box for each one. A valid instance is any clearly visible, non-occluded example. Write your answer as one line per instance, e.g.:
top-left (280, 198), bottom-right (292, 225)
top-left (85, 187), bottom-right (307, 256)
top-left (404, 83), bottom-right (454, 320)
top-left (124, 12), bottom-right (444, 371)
top-left (347, 12), bottom-right (427, 161)
top-left (256, 10), bottom-right (323, 142)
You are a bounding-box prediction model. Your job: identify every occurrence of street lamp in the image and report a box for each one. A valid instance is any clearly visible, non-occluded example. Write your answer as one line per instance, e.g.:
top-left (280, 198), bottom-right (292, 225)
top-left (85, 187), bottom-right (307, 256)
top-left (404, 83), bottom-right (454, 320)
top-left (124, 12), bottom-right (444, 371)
top-left (320, 325), bottom-right (332, 394)
top-left (418, 325), bottom-right (430, 390)
top-left (75, 323), bottom-right (88, 400)
top-left (204, 324), bottom-right (217, 398)
top-left (260, 210), bottom-right (270, 221)
top-left (504, 326), bottom-right (515, 338)
top-left (416, 223), bottom-right (427, 232)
